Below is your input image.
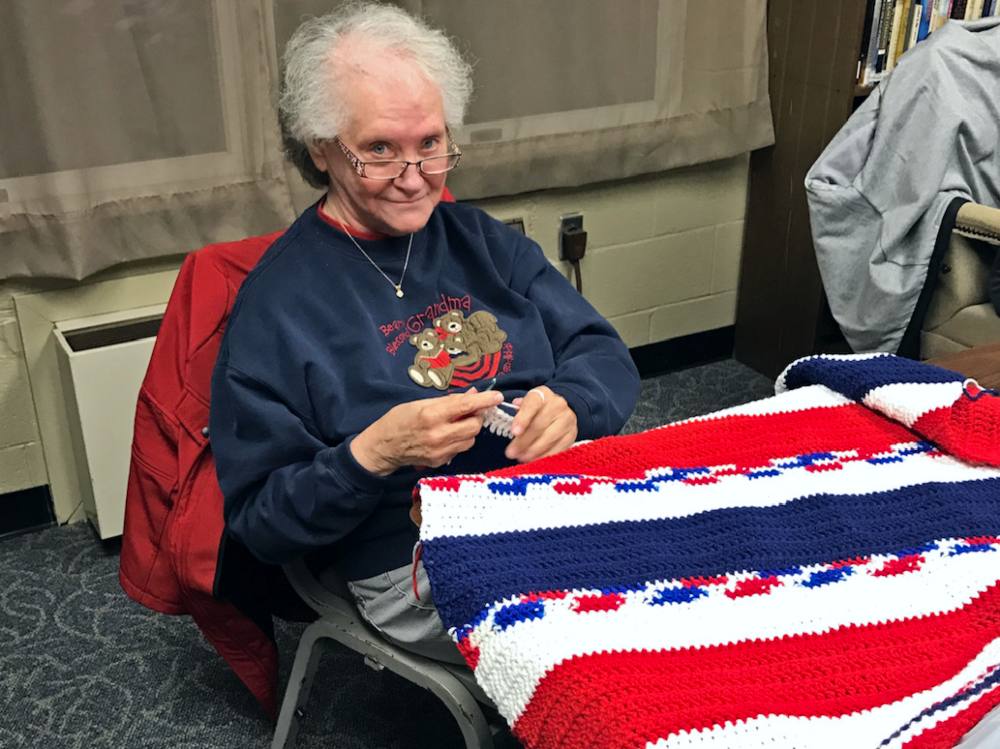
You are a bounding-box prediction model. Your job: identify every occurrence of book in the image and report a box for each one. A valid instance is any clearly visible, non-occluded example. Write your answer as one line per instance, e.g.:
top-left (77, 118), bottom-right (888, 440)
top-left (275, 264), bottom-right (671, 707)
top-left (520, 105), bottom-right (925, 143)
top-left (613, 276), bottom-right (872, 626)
top-left (931, 0), bottom-right (954, 30)
top-left (857, 0), bottom-right (878, 82)
top-left (862, 0), bottom-right (888, 84)
top-left (887, 0), bottom-right (907, 69)
top-left (908, 3), bottom-right (924, 48)
top-left (917, 0), bottom-right (934, 38)
top-left (875, 0), bottom-right (897, 72)
top-left (892, 0), bottom-right (920, 67)
top-left (951, 0), bottom-right (968, 18)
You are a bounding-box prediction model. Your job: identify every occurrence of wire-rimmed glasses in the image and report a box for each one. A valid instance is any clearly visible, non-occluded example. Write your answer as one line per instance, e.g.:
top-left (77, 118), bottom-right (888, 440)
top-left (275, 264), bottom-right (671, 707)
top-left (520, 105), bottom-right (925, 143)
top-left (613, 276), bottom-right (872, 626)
top-left (333, 136), bottom-right (462, 180)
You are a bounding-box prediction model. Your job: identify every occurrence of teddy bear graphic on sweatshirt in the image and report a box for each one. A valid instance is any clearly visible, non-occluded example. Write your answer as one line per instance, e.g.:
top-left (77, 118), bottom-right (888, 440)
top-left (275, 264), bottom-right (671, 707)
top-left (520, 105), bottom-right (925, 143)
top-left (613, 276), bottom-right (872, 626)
top-left (407, 310), bottom-right (507, 390)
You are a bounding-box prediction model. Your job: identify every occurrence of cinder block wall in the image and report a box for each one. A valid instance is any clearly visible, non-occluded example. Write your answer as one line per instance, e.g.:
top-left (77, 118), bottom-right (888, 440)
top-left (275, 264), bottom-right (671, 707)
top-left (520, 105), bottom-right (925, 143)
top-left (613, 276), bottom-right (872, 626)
top-left (0, 297), bottom-right (47, 493)
top-left (475, 155), bottom-right (747, 348)
top-left (0, 154), bottom-right (747, 497)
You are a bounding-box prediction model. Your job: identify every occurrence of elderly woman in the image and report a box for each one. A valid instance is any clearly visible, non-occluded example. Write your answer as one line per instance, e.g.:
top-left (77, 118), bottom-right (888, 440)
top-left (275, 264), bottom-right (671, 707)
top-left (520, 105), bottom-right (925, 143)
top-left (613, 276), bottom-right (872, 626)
top-left (210, 2), bottom-right (640, 663)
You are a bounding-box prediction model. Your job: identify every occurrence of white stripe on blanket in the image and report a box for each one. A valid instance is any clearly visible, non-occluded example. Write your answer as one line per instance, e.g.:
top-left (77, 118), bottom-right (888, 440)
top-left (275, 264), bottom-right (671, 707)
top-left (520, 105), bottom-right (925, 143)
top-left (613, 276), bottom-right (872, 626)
top-left (864, 380), bottom-right (968, 427)
top-left (420, 452), bottom-right (1000, 541)
top-left (469, 542), bottom-right (1000, 724)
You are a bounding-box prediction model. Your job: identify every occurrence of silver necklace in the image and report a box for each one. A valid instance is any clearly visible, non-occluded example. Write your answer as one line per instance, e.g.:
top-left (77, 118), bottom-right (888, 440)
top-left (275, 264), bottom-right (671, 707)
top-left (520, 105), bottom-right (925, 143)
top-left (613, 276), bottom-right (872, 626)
top-left (342, 230), bottom-right (413, 298)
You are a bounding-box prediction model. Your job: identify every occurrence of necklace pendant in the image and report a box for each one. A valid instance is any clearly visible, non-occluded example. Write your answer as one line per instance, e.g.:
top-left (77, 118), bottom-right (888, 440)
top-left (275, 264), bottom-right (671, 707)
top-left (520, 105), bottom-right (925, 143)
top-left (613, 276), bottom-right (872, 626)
top-left (395, 286), bottom-right (404, 298)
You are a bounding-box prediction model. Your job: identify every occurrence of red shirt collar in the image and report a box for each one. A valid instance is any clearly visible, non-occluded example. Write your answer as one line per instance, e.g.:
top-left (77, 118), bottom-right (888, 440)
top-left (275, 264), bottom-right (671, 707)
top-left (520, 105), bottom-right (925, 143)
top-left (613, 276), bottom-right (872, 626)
top-left (316, 198), bottom-right (388, 240)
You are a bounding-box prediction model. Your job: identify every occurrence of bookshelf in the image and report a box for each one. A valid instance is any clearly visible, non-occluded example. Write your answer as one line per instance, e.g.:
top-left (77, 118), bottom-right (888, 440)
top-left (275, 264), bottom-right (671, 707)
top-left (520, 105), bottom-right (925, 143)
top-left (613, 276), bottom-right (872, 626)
top-left (735, 0), bottom-right (997, 378)
top-left (858, 0), bottom-right (995, 87)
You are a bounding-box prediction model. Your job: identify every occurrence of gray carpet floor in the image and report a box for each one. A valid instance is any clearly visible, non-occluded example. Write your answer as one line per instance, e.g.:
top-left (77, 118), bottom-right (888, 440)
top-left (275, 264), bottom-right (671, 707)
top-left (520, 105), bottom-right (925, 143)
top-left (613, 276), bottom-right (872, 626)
top-left (0, 359), bottom-right (774, 749)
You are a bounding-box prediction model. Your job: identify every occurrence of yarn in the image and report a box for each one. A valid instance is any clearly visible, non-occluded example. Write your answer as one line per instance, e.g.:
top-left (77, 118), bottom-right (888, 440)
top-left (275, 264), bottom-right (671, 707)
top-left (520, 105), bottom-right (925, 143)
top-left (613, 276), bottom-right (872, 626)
top-left (482, 401), bottom-right (519, 439)
top-left (418, 355), bottom-right (1000, 749)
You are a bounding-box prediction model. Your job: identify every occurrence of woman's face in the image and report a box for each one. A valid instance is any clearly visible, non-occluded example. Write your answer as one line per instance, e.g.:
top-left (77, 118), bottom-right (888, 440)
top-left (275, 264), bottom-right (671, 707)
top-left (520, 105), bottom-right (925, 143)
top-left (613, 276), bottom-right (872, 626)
top-left (309, 59), bottom-right (450, 237)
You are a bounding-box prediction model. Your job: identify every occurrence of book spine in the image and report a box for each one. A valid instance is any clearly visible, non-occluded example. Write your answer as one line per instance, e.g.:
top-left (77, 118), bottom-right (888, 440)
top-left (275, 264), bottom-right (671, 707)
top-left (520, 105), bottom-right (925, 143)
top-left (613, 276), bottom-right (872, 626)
top-left (917, 0), bottom-right (934, 38)
top-left (935, 0), bottom-right (955, 29)
top-left (892, 0), bottom-right (919, 62)
top-left (863, 0), bottom-right (886, 84)
top-left (887, 0), bottom-right (906, 69)
top-left (909, 4), bottom-right (924, 46)
top-left (951, 0), bottom-right (968, 18)
top-left (875, 0), bottom-right (897, 72)
top-left (858, 0), bottom-right (878, 82)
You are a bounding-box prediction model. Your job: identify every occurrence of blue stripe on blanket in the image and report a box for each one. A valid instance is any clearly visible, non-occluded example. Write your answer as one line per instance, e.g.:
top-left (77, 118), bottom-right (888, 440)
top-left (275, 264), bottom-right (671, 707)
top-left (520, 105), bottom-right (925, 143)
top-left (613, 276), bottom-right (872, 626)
top-left (783, 355), bottom-right (964, 401)
top-left (422, 477), bottom-right (1000, 628)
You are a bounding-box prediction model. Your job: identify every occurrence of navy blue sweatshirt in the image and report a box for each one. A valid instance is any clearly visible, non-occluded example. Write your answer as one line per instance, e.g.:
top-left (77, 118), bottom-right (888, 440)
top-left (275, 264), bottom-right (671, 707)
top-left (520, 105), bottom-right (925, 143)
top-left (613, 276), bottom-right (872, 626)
top-left (210, 200), bottom-right (640, 580)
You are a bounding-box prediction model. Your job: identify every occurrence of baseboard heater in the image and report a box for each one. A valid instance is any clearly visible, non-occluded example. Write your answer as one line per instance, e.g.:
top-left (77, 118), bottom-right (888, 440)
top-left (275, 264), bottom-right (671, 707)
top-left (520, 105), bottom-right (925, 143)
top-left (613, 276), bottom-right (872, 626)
top-left (53, 311), bottom-right (163, 539)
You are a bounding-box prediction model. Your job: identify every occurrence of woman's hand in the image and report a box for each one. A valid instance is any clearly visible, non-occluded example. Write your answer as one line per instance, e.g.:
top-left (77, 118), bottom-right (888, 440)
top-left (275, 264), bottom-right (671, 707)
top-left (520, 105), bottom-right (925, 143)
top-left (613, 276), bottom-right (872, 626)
top-left (505, 386), bottom-right (577, 463)
top-left (350, 388), bottom-right (504, 476)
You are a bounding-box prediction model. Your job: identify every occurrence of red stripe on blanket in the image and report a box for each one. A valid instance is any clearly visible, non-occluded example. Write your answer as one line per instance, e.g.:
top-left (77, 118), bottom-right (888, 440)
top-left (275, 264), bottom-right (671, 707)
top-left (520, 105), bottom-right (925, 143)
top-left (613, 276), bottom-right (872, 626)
top-left (491, 403), bottom-right (923, 480)
top-left (512, 582), bottom-right (1000, 749)
top-left (914, 396), bottom-right (1000, 466)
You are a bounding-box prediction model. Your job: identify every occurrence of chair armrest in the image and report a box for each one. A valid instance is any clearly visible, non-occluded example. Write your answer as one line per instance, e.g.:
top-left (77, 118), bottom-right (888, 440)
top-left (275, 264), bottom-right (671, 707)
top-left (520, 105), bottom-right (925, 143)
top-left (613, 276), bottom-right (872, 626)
top-left (955, 203), bottom-right (1000, 247)
top-left (922, 223), bottom-right (995, 332)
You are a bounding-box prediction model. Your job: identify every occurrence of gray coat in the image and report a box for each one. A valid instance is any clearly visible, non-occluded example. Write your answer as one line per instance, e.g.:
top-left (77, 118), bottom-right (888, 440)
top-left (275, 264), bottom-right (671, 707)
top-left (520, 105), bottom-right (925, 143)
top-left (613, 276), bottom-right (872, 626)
top-left (805, 18), bottom-right (1000, 353)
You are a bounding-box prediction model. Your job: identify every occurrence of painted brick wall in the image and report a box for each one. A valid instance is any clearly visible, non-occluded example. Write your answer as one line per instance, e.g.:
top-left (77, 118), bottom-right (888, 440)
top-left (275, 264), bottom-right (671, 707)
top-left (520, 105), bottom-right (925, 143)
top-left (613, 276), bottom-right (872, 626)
top-left (0, 294), bottom-right (47, 494)
top-left (473, 155), bottom-right (748, 348)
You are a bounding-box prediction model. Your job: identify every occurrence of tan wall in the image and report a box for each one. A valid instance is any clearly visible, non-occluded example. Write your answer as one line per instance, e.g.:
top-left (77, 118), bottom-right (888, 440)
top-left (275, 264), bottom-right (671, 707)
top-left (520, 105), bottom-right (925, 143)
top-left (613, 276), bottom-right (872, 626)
top-left (0, 154), bottom-right (747, 497)
top-left (475, 155), bottom-right (747, 348)
top-left (0, 290), bottom-right (47, 493)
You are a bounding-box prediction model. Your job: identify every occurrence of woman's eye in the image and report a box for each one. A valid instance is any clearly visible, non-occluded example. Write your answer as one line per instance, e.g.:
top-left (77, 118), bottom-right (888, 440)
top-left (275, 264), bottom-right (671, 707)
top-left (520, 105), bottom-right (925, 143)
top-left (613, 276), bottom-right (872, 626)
top-left (422, 138), bottom-right (439, 150)
top-left (370, 143), bottom-right (389, 156)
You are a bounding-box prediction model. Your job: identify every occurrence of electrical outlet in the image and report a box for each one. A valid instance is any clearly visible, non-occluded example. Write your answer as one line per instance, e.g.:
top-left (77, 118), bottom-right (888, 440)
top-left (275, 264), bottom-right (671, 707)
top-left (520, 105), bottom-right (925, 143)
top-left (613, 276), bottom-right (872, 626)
top-left (559, 213), bottom-right (583, 237)
top-left (559, 213), bottom-right (585, 261)
top-left (503, 217), bottom-right (526, 234)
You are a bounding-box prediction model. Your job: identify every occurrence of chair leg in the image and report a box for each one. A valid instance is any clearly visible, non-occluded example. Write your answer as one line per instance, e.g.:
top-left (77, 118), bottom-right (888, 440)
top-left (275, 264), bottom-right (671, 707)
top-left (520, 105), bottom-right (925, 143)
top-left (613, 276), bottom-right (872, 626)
top-left (272, 602), bottom-right (497, 749)
top-left (332, 630), bottom-right (494, 748)
top-left (419, 674), bottom-right (494, 749)
top-left (271, 620), bottom-right (327, 749)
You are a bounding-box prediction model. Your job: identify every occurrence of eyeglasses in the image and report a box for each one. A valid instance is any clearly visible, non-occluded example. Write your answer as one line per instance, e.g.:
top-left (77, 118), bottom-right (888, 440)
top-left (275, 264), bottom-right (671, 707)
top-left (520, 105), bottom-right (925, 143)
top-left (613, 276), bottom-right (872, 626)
top-left (333, 136), bottom-right (462, 180)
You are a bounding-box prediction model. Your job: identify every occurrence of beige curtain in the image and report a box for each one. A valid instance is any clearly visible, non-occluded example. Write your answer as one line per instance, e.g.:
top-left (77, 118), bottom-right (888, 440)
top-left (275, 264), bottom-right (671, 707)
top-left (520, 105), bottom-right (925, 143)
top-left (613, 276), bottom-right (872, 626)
top-left (0, 0), bottom-right (772, 281)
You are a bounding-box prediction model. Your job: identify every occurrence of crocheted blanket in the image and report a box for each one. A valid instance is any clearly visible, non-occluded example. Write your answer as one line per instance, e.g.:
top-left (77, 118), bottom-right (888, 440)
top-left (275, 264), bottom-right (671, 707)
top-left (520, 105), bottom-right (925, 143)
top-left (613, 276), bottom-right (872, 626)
top-left (417, 354), bottom-right (1000, 749)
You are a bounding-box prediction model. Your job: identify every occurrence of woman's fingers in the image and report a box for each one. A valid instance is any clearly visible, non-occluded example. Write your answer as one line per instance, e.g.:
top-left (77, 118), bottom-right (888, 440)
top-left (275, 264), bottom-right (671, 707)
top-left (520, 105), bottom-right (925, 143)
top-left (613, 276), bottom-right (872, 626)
top-left (436, 389), bottom-right (503, 422)
top-left (394, 390), bottom-right (497, 467)
top-left (506, 388), bottom-right (577, 462)
top-left (510, 387), bottom-right (549, 437)
top-left (507, 411), bottom-right (576, 463)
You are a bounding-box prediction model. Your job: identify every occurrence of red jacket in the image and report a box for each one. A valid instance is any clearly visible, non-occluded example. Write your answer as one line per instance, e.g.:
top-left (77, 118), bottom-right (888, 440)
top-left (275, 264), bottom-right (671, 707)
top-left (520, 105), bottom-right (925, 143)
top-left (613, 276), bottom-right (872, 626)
top-left (119, 191), bottom-right (455, 717)
top-left (119, 232), bottom-right (285, 717)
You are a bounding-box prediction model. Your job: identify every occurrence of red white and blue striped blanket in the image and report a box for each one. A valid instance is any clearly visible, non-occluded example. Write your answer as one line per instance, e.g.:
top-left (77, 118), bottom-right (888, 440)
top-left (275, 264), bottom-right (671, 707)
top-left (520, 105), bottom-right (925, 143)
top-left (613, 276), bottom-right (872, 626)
top-left (417, 354), bottom-right (1000, 749)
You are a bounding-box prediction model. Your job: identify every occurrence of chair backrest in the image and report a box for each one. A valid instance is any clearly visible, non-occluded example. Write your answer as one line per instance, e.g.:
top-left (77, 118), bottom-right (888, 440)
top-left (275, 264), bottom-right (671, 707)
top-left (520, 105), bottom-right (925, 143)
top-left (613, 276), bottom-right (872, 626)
top-left (920, 203), bottom-right (1000, 359)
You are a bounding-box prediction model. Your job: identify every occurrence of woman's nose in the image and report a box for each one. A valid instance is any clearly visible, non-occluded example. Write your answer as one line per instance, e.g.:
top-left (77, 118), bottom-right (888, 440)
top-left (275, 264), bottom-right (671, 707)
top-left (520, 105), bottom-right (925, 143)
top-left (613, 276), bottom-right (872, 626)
top-left (393, 162), bottom-right (427, 191)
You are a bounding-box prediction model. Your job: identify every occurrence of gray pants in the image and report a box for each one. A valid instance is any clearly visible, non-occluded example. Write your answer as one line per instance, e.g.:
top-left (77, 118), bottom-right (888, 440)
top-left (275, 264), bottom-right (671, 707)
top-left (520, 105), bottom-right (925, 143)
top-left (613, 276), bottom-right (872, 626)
top-left (345, 558), bottom-right (465, 665)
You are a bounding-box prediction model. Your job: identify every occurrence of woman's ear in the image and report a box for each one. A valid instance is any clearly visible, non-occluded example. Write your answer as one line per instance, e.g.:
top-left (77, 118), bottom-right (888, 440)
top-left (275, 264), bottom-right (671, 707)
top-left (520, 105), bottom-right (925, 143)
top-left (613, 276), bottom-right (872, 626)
top-left (306, 141), bottom-right (330, 174)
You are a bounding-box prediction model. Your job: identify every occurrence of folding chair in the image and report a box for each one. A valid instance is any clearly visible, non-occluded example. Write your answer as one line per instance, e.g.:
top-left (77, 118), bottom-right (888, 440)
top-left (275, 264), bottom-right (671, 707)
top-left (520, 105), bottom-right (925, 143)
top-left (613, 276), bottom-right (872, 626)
top-left (272, 557), bottom-right (496, 749)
